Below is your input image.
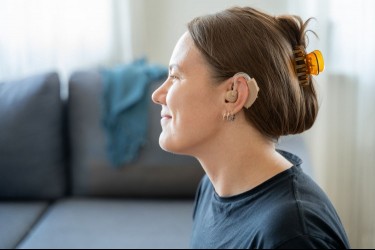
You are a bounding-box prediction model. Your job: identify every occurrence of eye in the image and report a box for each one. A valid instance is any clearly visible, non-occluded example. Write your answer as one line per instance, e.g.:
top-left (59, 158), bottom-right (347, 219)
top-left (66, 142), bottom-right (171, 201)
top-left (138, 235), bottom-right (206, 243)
top-left (169, 74), bottom-right (180, 80)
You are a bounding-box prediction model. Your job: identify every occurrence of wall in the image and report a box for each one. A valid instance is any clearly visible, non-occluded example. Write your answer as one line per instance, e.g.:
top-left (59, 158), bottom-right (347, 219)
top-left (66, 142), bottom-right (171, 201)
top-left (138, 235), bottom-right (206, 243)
top-left (128, 0), bottom-right (290, 66)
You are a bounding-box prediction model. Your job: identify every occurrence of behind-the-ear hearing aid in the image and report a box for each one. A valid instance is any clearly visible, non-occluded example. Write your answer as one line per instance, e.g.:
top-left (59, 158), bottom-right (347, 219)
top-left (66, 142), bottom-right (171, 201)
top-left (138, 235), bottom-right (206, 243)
top-left (225, 72), bottom-right (260, 109)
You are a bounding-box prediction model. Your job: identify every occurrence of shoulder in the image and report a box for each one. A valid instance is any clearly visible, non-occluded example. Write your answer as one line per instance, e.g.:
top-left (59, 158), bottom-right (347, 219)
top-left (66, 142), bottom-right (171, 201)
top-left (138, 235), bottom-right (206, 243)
top-left (254, 168), bottom-right (350, 249)
top-left (253, 196), bottom-right (349, 249)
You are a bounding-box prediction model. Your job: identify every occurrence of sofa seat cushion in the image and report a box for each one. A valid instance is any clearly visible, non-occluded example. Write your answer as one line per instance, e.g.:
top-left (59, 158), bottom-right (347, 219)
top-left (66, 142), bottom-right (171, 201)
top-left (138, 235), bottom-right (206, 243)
top-left (0, 202), bottom-right (48, 249)
top-left (0, 72), bottom-right (66, 199)
top-left (18, 198), bottom-right (194, 249)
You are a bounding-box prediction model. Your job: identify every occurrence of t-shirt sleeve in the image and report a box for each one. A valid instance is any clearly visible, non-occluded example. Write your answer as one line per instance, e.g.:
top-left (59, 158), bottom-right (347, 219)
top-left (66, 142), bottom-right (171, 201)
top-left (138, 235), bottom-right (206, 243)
top-left (275, 235), bottom-right (341, 249)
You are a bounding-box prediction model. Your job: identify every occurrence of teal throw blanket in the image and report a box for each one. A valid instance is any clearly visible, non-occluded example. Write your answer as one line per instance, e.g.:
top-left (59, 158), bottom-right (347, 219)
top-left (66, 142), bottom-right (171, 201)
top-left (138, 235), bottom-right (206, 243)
top-left (101, 59), bottom-right (168, 167)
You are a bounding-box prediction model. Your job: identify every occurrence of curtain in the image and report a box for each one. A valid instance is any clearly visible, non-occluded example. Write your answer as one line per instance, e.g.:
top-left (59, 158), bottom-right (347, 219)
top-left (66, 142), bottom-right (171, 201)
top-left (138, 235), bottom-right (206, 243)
top-left (0, 0), bottom-right (131, 97)
top-left (1, 0), bottom-right (374, 248)
top-left (289, 0), bottom-right (375, 248)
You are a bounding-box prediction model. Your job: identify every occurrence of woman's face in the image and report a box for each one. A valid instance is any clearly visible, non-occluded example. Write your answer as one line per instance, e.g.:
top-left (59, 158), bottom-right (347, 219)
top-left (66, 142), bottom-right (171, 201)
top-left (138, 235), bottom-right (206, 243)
top-left (152, 32), bottom-right (226, 155)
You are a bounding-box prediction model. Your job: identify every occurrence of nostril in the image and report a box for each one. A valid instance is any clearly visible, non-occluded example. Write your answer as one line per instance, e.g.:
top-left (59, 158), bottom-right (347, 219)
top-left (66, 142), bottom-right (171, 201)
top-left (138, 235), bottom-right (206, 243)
top-left (152, 83), bottom-right (167, 105)
top-left (153, 96), bottom-right (162, 104)
top-left (151, 91), bottom-right (160, 104)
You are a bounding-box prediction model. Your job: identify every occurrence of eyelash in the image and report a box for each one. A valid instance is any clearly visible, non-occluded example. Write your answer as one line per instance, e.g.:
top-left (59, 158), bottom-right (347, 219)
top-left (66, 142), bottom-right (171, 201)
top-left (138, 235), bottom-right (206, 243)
top-left (169, 75), bottom-right (179, 80)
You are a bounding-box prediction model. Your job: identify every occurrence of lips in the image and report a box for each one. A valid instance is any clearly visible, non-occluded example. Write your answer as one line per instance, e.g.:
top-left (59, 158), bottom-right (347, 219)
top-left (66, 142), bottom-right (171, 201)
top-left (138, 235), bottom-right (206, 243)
top-left (161, 114), bottom-right (172, 119)
top-left (161, 109), bottom-right (172, 119)
top-left (160, 113), bottom-right (172, 126)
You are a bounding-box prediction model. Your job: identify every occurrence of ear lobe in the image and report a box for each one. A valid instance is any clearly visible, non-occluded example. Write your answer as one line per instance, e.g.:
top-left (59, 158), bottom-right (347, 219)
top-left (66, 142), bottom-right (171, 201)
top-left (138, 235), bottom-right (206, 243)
top-left (233, 72), bottom-right (260, 109)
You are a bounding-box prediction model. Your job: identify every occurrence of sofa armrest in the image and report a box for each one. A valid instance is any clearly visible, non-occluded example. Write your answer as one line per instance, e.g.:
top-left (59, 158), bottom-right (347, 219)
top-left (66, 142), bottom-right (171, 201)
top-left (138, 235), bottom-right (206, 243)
top-left (0, 72), bottom-right (67, 200)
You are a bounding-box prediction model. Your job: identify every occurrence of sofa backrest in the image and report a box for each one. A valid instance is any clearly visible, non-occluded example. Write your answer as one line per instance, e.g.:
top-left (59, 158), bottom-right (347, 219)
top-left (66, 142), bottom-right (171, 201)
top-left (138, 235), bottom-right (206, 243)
top-left (68, 71), bottom-right (204, 198)
top-left (0, 70), bottom-right (312, 201)
top-left (0, 72), bottom-right (67, 200)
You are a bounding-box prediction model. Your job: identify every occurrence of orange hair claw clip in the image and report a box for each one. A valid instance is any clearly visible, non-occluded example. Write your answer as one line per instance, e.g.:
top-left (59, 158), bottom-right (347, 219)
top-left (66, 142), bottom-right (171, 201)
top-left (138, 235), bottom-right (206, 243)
top-left (306, 50), bottom-right (325, 75)
top-left (293, 46), bottom-right (325, 86)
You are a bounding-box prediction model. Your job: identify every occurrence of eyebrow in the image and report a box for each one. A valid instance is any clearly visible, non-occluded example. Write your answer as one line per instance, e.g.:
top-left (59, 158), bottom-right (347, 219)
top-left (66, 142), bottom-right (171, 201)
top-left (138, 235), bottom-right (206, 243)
top-left (169, 64), bottom-right (182, 72)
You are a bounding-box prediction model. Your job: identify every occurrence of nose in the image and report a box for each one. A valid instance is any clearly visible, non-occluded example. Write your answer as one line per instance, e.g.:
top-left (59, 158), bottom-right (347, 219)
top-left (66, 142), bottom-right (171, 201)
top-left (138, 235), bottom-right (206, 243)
top-left (152, 79), bottom-right (168, 105)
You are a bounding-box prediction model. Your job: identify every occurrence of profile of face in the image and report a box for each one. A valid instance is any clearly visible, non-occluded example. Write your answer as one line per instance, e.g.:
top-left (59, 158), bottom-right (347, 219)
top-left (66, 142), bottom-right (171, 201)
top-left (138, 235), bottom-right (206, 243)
top-left (152, 32), bottom-right (227, 156)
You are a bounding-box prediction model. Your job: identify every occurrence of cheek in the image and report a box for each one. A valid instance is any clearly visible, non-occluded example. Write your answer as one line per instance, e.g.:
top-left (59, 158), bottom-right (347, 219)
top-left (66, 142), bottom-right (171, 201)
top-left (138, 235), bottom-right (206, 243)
top-left (168, 84), bottom-right (212, 126)
top-left (159, 84), bottom-right (221, 154)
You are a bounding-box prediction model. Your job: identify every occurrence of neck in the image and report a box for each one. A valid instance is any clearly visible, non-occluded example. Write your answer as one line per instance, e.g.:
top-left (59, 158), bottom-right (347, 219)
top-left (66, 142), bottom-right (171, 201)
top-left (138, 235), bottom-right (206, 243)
top-left (193, 117), bottom-right (293, 197)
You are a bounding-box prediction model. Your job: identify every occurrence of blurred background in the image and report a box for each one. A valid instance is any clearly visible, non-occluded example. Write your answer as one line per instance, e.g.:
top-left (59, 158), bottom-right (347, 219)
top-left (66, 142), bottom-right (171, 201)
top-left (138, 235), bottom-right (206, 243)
top-left (0, 0), bottom-right (374, 248)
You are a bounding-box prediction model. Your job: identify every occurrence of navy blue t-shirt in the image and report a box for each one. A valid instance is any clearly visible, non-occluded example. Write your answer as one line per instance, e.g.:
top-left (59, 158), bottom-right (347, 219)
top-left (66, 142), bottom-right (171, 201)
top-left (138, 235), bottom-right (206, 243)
top-left (191, 150), bottom-right (350, 249)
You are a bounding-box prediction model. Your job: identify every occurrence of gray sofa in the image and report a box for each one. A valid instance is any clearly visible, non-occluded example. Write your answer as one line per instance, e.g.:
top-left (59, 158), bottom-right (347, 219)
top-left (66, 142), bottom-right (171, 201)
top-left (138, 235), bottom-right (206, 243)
top-left (0, 71), bottom-right (312, 249)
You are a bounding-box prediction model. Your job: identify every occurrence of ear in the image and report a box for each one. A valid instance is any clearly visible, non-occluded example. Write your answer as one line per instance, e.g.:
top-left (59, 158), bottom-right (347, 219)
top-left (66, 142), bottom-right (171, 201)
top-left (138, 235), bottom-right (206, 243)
top-left (224, 73), bottom-right (259, 113)
top-left (231, 76), bottom-right (250, 114)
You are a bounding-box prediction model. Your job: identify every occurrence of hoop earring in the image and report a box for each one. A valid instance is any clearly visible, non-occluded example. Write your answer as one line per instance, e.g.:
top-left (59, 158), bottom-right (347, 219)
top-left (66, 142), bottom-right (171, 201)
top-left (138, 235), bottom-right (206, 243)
top-left (223, 112), bottom-right (236, 122)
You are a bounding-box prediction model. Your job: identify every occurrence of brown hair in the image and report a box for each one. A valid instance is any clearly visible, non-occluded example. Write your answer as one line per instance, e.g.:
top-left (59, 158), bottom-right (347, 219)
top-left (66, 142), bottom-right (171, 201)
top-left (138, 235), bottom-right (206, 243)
top-left (187, 7), bottom-right (319, 140)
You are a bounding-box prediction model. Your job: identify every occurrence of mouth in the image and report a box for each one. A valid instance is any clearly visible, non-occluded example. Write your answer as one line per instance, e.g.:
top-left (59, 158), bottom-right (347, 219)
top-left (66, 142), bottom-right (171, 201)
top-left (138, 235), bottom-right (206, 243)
top-left (160, 113), bottom-right (172, 125)
top-left (161, 116), bottom-right (172, 125)
top-left (161, 109), bottom-right (172, 120)
top-left (161, 107), bottom-right (172, 123)
top-left (161, 115), bottom-right (172, 119)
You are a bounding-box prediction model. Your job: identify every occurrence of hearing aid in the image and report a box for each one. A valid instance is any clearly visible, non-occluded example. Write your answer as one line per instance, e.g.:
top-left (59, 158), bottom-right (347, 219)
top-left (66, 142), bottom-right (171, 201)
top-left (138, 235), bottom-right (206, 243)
top-left (225, 72), bottom-right (260, 109)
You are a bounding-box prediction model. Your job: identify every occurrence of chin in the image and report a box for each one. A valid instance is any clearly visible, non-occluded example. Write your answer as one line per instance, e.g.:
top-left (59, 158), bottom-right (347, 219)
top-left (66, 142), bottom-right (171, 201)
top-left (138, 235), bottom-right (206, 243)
top-left (159, 135), bottom-right (190, 156)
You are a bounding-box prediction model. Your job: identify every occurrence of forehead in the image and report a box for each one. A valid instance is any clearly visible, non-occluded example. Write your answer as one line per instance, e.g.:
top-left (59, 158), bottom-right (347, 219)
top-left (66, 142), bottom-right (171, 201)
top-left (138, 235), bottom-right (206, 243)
top-left (169, 32), bottom-right (206, 73)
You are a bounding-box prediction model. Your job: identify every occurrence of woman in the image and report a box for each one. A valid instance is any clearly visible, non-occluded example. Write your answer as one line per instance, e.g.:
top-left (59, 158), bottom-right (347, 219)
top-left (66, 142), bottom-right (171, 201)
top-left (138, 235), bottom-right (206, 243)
top-left (152, 6), bottom-right (350, 249)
